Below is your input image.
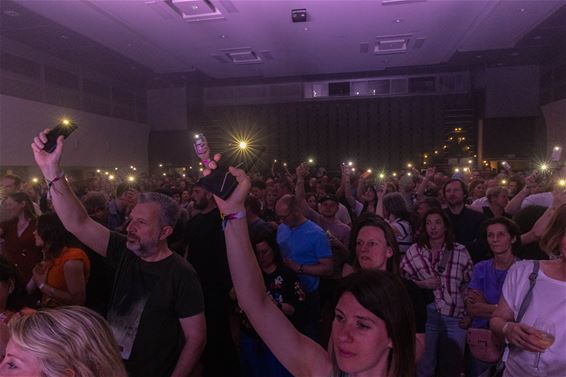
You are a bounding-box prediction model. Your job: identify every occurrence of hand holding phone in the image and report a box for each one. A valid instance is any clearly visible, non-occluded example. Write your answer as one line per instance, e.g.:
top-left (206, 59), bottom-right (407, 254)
top-left (44, 121), bottom-right (78, 153)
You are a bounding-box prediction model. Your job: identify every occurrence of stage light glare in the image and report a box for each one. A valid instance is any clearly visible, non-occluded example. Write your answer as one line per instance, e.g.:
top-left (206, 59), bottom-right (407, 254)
top-left (558, 179), bottom-right (566, 187)
top-left (554, 146), bottom-right (561, 151)
top-left (407, 172), bottom-right (412, 176)
top-left (454, 168), bottom-right (460, 173)
top-left (159, 164), bottom-right (163, 168)
top-left (379, 173), bottom-right (385, 179)
top-left (501, 179), bottom-right (507, 185)
top-left (127, 176), bottom-right (135, 182)
top-left (32, 177), bottom-right (38, 183)
top-left (348, 161), bottom-right (353, 166)
top-left (392, 172), bottom-right (397, 177)
top-left (162, 173), bottom-right (167, 176)
top-left (407, 163), bottom-right (413, 168)
top-left (108, 175), bottom-right (115, 181)
top-left (540, 164), bottom-right (549, 171)
top-left (96, 169), bottom-right (101, 173)
top-left (62, 119), bottom-right (70, 125)
top-left (308, 158), bottom-right (314, 164)
top-left (367, 169), bottom-right (372, 173)
top-left (238, 141), bottom-right (248, 150)
top-left (104, 172), bottom-right (109, 175)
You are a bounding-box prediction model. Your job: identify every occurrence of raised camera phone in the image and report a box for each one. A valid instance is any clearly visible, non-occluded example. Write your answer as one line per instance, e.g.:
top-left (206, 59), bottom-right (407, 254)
top-left (195, 134), bottom-right (265, 200)
top-left (44, 121), bottom-right (78, 153)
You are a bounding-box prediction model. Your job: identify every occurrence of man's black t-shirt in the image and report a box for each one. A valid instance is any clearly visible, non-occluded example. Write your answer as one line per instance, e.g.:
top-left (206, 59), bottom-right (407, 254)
top-left (444, 207), bottom-right (487, 263)
top-left (106, 232), bottom-right (204, 377)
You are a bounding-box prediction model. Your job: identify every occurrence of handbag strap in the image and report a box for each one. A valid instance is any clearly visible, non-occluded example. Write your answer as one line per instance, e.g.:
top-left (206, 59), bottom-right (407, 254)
top-left (516, 261), bottom-right (539, 322)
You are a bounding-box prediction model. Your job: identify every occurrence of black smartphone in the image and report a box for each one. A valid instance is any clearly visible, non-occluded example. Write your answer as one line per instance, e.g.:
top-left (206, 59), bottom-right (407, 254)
top-left (199, 146), bottom-right (266, 200)
top-left (44, 121), bottom-right (78, 153)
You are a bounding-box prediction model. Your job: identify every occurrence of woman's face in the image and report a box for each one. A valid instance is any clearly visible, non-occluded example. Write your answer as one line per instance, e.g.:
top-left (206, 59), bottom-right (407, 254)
top-left (266, 189), bottom-right (278, 206)
top-left (0, 340), bottom-right (42, 376)
top-left (2, 198), bottom-right (24, 219)
top-left (355, 226), bottom-right (392, 271)
top-left (493, 192), bottom-right (509, 208)
top-left (307, 195), bottom-right (318, 211)
top-left (425, 213), bottom-right (446, 241)
top-left (363, 188), bottom-right (376, 203)
top-left (472, 183), bottom-right (485, 198)
top-left (332, 292), bottom-right (392, 375)
top-left (254, 241), bottom-right (276, 271)
top-left (486, 223), bottom-right (514, 256)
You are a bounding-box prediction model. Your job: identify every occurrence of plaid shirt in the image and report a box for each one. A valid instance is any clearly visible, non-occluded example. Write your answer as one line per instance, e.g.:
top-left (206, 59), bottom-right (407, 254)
top-left (401, 242), bottom-right (473, 318)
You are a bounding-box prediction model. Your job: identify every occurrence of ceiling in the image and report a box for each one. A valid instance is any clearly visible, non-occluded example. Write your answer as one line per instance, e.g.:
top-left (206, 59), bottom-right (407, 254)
top-left (1, 0), bottom-right (566, 85)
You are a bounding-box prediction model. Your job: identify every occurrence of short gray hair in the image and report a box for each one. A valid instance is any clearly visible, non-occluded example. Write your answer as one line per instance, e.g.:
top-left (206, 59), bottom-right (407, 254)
top-left (138, 192), bottom-right (180, 228)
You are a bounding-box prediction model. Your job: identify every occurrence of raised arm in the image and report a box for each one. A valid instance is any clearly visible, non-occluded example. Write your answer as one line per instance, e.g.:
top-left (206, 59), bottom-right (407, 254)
top-left (520, 187), bottom-right (566, 244)
top-left (341, 164), bottom-right (356, 209)
top-left (416, 168), bottom-right (435, 201)
top-left (207, 159), bottom-right (331, 377)
top-left (31, 130), bottom-right (110, 256)
top-left (505, 174), bottom-right (535, 215)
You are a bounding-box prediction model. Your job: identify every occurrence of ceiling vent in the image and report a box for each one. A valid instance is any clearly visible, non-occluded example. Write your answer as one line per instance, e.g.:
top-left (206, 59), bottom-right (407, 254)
top-left (165, 0), bottom-right (224, 22)
top-left (374, 36), bottom-right (411, 54)
top-left (221, 48), bottom-right (263, 64)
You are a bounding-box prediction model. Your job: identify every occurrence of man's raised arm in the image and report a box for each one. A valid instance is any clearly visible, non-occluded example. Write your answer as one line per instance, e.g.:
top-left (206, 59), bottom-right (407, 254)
top-left (32, 129), bottom-right (110, 256)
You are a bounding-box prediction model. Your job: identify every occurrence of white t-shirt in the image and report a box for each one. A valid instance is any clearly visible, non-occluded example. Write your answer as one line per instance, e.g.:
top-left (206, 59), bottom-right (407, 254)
top-left (521, 192), bottom-right (553, 209)
top-left (335, 203), bottom-right (352, 226)
top-left (502, 261), bottom-right (566, 377)
top-left (471, 197), bottom-right (488, 208)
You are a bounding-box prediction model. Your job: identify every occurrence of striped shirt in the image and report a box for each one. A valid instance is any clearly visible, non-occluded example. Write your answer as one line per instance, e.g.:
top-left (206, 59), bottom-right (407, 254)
top-left (401, 242), bottom-right (473, 318)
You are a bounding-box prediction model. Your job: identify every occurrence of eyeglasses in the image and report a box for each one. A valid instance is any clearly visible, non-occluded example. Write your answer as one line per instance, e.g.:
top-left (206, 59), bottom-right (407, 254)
top-left (277, 211), bottom-right (292, 221)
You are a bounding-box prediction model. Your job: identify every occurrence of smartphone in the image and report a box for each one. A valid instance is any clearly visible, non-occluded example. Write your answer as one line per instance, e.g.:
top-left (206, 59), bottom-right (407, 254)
top-left (501, 161), bottom-right (511, 171)
top-left (198, 141), bottom-right (266, 200)
top-left (43, 121), bottom-right (78, 153)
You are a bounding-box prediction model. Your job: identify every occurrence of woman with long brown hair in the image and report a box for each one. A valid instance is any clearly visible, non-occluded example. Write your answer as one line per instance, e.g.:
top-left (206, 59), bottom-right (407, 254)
top-left (401, 207), bottom-right (473, 377)
top-left (208, 160), bottom-right (417, 377)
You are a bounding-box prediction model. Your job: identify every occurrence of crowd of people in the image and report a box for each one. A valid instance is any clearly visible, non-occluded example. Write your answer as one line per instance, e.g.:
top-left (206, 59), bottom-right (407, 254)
top-left (0, 130), bottom-right (564, 377)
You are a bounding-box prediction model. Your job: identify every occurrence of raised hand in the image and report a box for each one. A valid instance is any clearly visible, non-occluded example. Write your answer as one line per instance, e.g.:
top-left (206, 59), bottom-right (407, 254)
top-left (205, 154), bottom-right (251, 214)
top-left (31, 128), bottom-right (64, 179)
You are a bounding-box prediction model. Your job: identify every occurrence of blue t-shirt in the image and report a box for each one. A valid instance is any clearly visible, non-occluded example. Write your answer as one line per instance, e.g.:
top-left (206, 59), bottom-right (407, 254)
top-left (276, 220), bottom-right (332, 293)
top-left (469, 259), bottom-right (509, 328)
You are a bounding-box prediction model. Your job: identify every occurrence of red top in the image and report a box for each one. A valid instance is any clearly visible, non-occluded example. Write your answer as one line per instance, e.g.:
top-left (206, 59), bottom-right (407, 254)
top-left (0, 219), bottom-right (43, 283)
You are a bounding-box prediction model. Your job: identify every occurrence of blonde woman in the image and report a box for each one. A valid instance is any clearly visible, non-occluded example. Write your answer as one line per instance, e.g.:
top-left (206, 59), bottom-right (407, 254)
top-left (0, 306), bottom-right (126, 377)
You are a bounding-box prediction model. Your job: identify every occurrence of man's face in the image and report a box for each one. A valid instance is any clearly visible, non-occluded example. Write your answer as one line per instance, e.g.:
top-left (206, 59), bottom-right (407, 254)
top-left (120, 189), bottom-right (139, 208)
top-left (444, 181), bottom-right (465, 207)
top-left (191, 186), bottom-right (210, 210)
top-left (126, 202), bottom-right (164, 257)
top-left (275, 200), bottom-right (300, 227)
top-left (1, 178), bottom-right (18, 195)
top-left (250, 186), bottom-right (265, 201)
top-left (319, 200), bottom-right (338, 218)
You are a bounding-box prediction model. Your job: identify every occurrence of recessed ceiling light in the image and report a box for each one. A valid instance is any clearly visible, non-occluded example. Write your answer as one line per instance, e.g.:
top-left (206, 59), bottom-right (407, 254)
top-left (304, 27), bottom-right (309, 31)
top-left (217, 34), bottom-right (228, 39)
top-left (519, 8), bottom-right (526, 12)
top-left (3, 9), bottom-right (20, 17)
top-left (60, 35), bottom-right (70, 40)
top-left (475, 55), bottom-right (482, 59)
top-left (394, 19), bottom-right (403, 23)
top-left (533, 35), bottom-right (542, 40)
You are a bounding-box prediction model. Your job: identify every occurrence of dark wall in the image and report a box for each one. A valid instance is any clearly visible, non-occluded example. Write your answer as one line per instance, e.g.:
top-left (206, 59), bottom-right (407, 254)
top-left (199, 94), bottom-right (472, 172)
